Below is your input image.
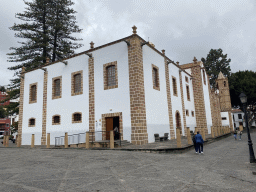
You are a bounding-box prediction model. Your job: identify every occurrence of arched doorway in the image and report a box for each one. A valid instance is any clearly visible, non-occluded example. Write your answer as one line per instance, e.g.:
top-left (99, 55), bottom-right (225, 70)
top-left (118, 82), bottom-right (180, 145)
top-left (175, 111), bottom-right (182, 135)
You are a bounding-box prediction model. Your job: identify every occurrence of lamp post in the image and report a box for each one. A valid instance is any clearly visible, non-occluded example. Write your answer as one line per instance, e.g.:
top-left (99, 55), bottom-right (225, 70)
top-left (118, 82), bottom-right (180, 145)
top-left (239, 92), bottom-right (256, 163)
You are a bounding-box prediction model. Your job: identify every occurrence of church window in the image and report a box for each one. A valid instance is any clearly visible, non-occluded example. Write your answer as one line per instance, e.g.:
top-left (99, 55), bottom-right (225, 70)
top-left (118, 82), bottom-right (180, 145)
top-left (107, 65), bottom-right (116, 86)
top-left (103, 61), bottom-right (118, 90)
top-left (152, 64), bottom-right (160, 91)
top-left (186, 85), bottom-right (190, 101)
top-left (172, 77), bottom-right (178, 96)
top-left (191, 111), bottom-right (194, 117)
top-left (52, 115), bottom-right (61, 125)
top-left (71, 70), bottom-right (83, 96)
top-left (72, 112), bottom-right (82, 123)
top-left (29, 83), bottom-right (37, 104)
top-left (203, 70), bottom-right (206, 85)
top-left (185, 76), bottom-right (188, 83)
top-left (222, 117), bottom-right (227, 120)
top-left (28, 118), bottom-right (36, 127)
top-left (224, 81), bottom-right (226, 87)
top-left (52, 76), bottom-right (62, 100)
top-left (186, 110), bottom-right (189, 116)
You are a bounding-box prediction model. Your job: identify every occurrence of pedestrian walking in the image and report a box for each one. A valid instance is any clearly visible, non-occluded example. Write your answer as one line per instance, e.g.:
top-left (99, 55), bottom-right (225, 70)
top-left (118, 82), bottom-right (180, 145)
top-left (234, 128), bottom-right (237, 140)
top-left (192, 133), bottom-right (196, 152)
top-left (238, 130), bottom-right (242, 140)
top-left (195, 131), bottom-right (204, 154)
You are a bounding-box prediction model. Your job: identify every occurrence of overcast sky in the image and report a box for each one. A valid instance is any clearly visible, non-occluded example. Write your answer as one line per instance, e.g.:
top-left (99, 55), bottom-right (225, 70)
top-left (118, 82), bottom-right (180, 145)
top-left (0, 0), bottom-right (255, 86)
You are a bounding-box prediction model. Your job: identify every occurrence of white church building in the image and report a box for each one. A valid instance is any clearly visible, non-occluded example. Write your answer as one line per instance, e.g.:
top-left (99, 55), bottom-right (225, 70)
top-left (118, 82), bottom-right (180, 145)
top-left (17, 26), bottom-right (233, 146)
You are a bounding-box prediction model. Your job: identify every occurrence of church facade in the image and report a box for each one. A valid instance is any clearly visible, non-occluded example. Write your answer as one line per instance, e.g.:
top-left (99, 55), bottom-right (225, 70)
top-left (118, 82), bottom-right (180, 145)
top-left (17, 26), bottom-right (233, 145)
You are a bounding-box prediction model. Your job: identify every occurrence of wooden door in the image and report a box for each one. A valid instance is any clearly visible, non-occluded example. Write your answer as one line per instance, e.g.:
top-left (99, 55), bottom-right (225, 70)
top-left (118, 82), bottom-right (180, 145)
top-left (106, 117), bottom-right (113, 140)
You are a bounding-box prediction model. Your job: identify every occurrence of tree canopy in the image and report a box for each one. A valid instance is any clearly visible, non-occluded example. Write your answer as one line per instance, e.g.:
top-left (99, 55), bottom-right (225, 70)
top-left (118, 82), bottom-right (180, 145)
top-left (0, 106), bottom-right (7, 118)
top-left (201, 48), bottom-right (231, 88)
top-left (5, 0), bottom-right (83, 115)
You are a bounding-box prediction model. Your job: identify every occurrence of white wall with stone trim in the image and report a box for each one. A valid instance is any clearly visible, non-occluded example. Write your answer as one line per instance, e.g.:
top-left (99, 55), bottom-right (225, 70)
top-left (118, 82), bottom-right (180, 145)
top-left (221, 112), bottom-right (230, 126)
top-left (142, 46), bottom-right (169, 143)
top-left (93, 42), bottom-right (131, 142)
top-left (22, 70), bottom-right (44, 145)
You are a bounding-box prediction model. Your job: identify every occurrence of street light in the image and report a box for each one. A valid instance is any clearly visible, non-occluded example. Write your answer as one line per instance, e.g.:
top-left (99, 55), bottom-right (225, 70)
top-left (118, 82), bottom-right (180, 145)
top-left (239, 92), bottom-right (256, 163)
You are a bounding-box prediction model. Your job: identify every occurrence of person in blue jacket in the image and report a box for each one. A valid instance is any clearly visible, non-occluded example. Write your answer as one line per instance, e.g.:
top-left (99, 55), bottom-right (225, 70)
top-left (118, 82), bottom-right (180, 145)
top-left (195, 131), bottom-right (204, 154)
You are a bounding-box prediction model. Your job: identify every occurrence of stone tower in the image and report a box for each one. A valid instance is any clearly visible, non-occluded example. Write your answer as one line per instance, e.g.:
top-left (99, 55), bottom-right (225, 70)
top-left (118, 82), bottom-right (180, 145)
top-left (216, 72), bottom-right (234, 130)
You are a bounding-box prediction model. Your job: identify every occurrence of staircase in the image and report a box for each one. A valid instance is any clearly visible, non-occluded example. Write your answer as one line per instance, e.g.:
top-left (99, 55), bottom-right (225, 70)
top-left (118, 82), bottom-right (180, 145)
top-left (114, 140), bottom-right (133, 147)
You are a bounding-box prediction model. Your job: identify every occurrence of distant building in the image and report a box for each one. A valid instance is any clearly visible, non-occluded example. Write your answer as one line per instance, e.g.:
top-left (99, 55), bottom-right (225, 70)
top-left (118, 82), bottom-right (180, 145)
top-left (232, 109), bottom-right (255, 128)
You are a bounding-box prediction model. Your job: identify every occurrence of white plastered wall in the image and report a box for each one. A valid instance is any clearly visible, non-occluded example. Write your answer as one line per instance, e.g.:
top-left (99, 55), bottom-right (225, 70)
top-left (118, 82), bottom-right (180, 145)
top-left (22, 70), bottom-right (44, 145)
top-left (142, 46), bottom-right (169, 143)
top-left (93, 42), bottom-right (131, 142)
top-left (221, 112), bottom-right (229, 126)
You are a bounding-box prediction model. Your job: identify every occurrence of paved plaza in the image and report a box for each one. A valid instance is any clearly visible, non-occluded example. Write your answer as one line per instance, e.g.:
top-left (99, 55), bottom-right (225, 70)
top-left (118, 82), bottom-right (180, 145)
top-left (1, 133), bottom-right (256, 192)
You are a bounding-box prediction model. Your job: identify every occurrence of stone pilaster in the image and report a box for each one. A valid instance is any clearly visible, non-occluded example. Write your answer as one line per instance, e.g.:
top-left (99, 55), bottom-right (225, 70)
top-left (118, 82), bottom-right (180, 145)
top-left (164, 58), bottom-right (175, 139)
top-left (17, 67), bottom-right (26, 147)
top-left (88, 57), bottom-right (95, 141)
top-left (127, 31), bottom-right (148, 145)
top-left (179, 70), bottom-right (187, 136)
top-left (41, 71), bottom-right (48, 145)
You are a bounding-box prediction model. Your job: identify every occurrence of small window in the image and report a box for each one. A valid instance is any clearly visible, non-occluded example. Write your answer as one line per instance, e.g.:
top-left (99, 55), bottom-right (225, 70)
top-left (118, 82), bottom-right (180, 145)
top-left (185, 76), bottom-right (188, 83)
top-left (152, 64), bottom-right (160, 91)
top-left (71, 71), bottom-right (83, 96)
top-left (224, 81), bottom-right (226, 87)
top-left (222, 117), bottom-right (227, 120)
top-left (52, 115), bottom-right (61, 125)
top-left (186, 85), bottom-right (190, 101)
top-left (203, 70), bottom-right (206, 85)
top-left (29, 118), bottom-right (36, 127)
top-left (6, 123), bottom-right (9, 127)
top-left (238, 114), bottom-right (242, 119)
top-left (104, 61), bottom-right (118, 90)
top-left (72, 112), bottom-right (82, 123)
top-left (54, 79), bottom-right (60, 96)
top-left (191, 111), bottom-right (194, 117)
top-left (29, 83), bottom-right (38, 104)
top-left (172, 77), bottom-right (177, 96)
top-left (186, 110), bottom-right (189, 116)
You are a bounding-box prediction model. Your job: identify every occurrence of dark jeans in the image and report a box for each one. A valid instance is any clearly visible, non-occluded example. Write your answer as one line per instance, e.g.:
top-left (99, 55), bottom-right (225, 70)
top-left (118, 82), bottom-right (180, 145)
top-left (196, 143), bottom-right (203, 153)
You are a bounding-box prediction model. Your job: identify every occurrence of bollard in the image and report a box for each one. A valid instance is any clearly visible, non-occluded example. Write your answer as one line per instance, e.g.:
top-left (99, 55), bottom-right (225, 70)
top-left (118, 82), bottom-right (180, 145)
top-left (3, 136), bottom-right (6, 147)
top-left (86, 132), bottom-right (90, 149)
top-left (211, 126), bottom-right (215, 138)
top-left (47, 133), bottom-right (50, 148)
top-left (110, 130), bottom-right (114, 149)
top-left (65, 132), bottom-right (68, 148)
top-left (187, 127), bottom-right (192, 145)
top-left (17, 135), bottom-right (21, 147)
top-left (5, 135), bottom-right (9, 147)
top-left (239, 125), bottom-right (243, 131)
top-left (176, 128), bottom-right (182, 148)
top-left (31, 134), bottom-right (35, 148)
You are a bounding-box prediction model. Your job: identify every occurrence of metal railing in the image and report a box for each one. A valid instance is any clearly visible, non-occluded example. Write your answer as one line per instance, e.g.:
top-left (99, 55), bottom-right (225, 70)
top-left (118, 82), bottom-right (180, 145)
top-left (55, 131), bottom-right (122, 147)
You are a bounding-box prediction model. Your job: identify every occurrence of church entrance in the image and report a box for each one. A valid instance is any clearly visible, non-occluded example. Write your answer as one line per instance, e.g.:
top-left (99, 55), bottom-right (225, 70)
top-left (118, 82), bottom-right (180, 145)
top-left (105, 116), bottom-right (119, 140)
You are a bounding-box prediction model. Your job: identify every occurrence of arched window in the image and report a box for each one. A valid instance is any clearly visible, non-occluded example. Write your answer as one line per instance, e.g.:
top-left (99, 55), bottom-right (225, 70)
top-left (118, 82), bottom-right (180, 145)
top-left (72, 112), bottom-right (82, 123)
top-left (29, 118), bottom-right (36, 127)
top-left (107, 65), bottom-right (116, 86)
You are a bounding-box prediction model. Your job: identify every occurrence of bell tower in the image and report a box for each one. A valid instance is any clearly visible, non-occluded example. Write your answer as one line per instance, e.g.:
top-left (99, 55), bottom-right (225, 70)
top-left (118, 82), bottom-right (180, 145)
top-left (216, 72), bottom-right (231, 111)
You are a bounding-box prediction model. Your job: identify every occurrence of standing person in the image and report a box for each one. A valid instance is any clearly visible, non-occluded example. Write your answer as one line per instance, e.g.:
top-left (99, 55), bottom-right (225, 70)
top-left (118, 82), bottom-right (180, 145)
top-left (195, 131), bottom-right (204, 154)
top-left (114, 126), bottom-right (119, 140)
top-left (238, 130), bottom-right (242, 140)
top-left (234, 128), bottom-right (237, 140)
top-left (192, 132), bottom-right (197, 153)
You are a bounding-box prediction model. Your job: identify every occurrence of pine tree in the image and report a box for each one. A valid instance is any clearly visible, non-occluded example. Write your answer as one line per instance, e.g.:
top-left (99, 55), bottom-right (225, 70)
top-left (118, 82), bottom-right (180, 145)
top-left (6, 0), bottom-right (83, 115)
top-left (201, 48), bottom-right (231, 88)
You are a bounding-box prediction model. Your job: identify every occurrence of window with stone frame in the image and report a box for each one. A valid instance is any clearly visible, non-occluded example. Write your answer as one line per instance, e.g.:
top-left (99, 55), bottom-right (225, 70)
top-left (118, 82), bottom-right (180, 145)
top-left (71, 71), bottom-right (83, 96)
top-left (29, 83), bottom-right (37, 104)
top-left (186, 85), bottom-right (190, 101)
top-left (52, 115), bottom-right (61, 125)
top-left (203, 70), bottom-right (206, 85)
top-left (185, 76), bottom-right (188, 83)
top-left (52, 76), bottom-right (62, 100)
top-left (172, 77), bottom-right (178, 96)
top-left (103, 61), bottom-right (118, 90)
top-left (186, 110), bottom-right (189, 116)
top-left (28, 118), bottom-right (36, 127)
top-left (191, 111), bottom-right (194, 117)
top-left (152, 64), bottom-right (160, 91)
top-left (72, 112), bottom-right (82, 123)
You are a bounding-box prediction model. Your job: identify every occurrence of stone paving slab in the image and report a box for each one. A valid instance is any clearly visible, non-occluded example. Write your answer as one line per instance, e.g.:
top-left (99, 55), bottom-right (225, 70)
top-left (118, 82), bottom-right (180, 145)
top-left (0, 132), bottom-right (256, 191)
